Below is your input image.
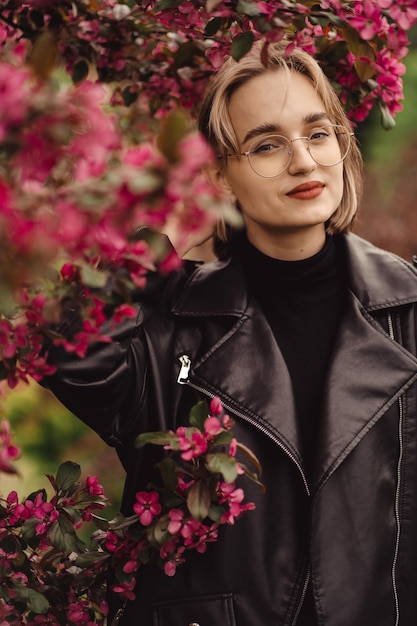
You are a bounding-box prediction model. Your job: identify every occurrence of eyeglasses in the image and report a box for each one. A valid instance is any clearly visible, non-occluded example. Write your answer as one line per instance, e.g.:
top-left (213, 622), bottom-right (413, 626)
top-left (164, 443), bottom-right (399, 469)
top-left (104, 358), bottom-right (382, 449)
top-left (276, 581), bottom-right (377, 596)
top-left (224, 125), bottom-right (354, 178)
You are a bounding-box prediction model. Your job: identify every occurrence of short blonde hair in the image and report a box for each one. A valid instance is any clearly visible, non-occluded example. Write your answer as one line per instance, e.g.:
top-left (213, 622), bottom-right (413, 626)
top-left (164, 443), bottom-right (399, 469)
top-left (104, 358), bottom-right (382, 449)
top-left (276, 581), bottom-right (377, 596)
top-left (198, 40), bottom-right (363, 258)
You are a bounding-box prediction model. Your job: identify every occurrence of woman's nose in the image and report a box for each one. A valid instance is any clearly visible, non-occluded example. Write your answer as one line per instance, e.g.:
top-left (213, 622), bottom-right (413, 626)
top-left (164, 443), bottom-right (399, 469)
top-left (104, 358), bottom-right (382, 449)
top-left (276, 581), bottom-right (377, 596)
top-left (286, 137), bottom-right (317, 175)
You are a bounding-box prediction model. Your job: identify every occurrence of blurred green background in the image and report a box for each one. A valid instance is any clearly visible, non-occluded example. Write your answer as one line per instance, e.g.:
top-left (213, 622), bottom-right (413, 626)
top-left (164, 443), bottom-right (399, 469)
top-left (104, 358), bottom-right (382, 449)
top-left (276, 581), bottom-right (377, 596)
top-left (2, 30), bottom-right (417, 519)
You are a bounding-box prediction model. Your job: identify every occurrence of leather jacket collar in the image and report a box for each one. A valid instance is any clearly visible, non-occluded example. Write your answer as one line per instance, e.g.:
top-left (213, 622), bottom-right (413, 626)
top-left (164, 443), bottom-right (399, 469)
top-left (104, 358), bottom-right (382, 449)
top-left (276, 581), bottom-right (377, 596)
top-left (172, 233), bottom-right (417, 317)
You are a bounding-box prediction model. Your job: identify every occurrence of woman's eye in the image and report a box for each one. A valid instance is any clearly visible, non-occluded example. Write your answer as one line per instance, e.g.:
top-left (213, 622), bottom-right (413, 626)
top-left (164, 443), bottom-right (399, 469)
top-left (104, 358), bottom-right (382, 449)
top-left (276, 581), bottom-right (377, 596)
top-left (309, 128), bottom-right (332, 141)
top-left (252, 140), bottom-right (285, 154)
top-left (255, 143), bottom-right (275, 153)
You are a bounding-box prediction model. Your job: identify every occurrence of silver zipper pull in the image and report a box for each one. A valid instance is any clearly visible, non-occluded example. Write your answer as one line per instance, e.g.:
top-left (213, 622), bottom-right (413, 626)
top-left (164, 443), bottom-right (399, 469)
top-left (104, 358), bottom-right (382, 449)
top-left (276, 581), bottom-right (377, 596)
top-left (177, 354), bottom-right (191, 384)
top-left (110, 603), bottom-right (127, 625)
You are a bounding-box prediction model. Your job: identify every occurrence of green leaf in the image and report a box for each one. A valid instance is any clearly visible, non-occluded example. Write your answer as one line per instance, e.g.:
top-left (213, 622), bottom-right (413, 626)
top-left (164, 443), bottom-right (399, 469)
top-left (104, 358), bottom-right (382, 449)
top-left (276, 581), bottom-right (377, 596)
top-left (126, 170), bottom-right (161, 194)
top-left (56, 461), bottom-right (81, 492)
top-left (208, 503), bottom-right (225, 523)
top-left (231, 31), bottom-right (255, 61)
top-left (236, 441), bottom-right (262, 476)
top-left (15, 586), bottom-right (49, 614)
top-left (62, 505), bottom-right (82, 523)
top-left (205, 17), bottom-right (223, 37)
top-left (156, 0), bottom-right (181, 9)
top-left (240, 465), bottom-right (266, 493)
top-left (26, 489), bottom-right (47, 503)
top-left (79, 263), bottom-right (108, 289)
top-left (91, 514), bottom-right (111, 531)
top-left (48, 513), bottom-right (85, 554)
top-left (189, 400), bottom-right (209, 430)
top-left (158, 457), bottom-right (180, 491)
top-left (379, 103), bottom-right (396, 130)
top-left (135, 430), bottom-right (178, 449)
top-left (187, 479), bottom-right (211, 521)
top-left (162, 491), bottom-right (183, 509)
top-left (156, 110), bottom-right (189, 163)
top-left (28, 32), bottom-right (57, 80)
top-left (212, 430), bottom-right (233, 447)
top-left (149, 515), bottom-right (170, 545)
top-left (75, 551), bottom-right (110, 568)
top-left (206, 453), bottom-right (238, 484)
top-left (354, 60), bottom-right (374, 83)
top-left (326, 13), bottom-right (347, 28)
top-left (22, 517), bottom-right (40, 542)
top-left (237, 0), bottom-right (261, 17)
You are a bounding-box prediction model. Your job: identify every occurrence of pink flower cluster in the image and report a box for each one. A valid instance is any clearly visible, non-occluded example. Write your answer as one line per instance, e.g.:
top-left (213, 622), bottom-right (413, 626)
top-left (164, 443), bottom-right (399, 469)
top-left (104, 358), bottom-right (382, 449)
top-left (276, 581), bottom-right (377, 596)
top-left (0, 399), bottom-right (262, 622)
top-left (147, 0), bottom-right (417, 124)
top-left (97, 397), bottom-right (260, 600)
top-left (0, 462), bottom-right (109, 624)
top-left (2, 1), bottom-right (416, 127)
top-left (0, 54), bottom-right (224, 385)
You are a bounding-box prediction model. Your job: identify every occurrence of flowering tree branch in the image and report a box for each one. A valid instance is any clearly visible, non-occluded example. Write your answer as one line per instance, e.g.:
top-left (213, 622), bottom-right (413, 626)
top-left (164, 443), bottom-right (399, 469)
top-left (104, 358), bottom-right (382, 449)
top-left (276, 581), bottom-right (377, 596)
top-left (1, 1), bottom-right (416, 126)
top-left (0, 398), bottom-right (262, 624)
top-left (0, 0), bottom-right (415, 386)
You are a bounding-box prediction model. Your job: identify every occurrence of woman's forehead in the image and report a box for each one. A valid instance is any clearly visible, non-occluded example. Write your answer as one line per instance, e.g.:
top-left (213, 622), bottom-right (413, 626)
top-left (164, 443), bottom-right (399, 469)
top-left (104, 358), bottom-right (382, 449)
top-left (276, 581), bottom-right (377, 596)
top-left (228, 70), bottom-right (329, 142)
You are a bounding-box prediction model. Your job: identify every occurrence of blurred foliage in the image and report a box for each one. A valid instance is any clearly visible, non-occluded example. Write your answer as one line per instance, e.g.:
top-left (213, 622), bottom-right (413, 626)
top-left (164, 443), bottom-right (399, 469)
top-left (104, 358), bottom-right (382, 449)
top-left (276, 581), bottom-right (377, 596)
top-left (1, 383), bottom-right (124, 516)
top-left (359, 49), bottom-right (417, 168)
top-left (355, 29), bottom-right (417, 261)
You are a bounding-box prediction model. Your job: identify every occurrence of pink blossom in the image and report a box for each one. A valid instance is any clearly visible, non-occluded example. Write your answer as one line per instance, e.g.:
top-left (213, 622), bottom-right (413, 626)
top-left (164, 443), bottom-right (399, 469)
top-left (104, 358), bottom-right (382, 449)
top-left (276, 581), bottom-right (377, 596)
top-left (122, 559), bottom-right (138, 574)
top-left (204, 416), bottom-right (222, 437)
top-left (389, 2), bottom-right (417, 30)
top-left (60, 262), bottom-right (79, 282)
top-left (349, 0), bottom-right (384, 39)
top-left (167, 509), bottom-right (184, 535)
top-left (177, 429), bottom-right (208, 460)
top-left (85, 476), bottom-right (105, 496)
top-left (112, 304), bottom-right (137, 325)
top-left (209, 396), bottom-right (223, 416)
top-left (222, 413), bottom-right (234, 429)
top-left (164, 560), bottom-right (177, 576)
top-left (133, 491), bottom-right (162, 526)
top-left (0, 62), bottom-right (31, 139)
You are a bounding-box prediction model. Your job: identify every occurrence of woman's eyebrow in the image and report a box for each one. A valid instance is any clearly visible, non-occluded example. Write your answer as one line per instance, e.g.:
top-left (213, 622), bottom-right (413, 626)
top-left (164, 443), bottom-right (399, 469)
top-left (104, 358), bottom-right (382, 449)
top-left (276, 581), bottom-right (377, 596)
top-left (242, 123), bottom-right (281, 145)
top-left (241, 112), bottom-right (332, 146)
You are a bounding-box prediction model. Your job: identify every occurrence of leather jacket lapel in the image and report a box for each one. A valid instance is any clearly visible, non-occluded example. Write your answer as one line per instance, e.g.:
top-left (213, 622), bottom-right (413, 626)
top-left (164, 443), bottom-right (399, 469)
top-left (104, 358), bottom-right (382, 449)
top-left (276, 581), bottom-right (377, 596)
top-left (312, 291), bottom-right (417, 491)
top-left (190, 298), bottom-right (302, 467)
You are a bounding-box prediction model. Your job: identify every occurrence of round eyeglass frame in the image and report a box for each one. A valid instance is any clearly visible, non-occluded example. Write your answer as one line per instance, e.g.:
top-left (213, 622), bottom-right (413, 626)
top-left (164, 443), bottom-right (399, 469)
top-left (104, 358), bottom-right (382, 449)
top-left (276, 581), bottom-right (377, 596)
top-left (221, 125), bottom-right (354, 178)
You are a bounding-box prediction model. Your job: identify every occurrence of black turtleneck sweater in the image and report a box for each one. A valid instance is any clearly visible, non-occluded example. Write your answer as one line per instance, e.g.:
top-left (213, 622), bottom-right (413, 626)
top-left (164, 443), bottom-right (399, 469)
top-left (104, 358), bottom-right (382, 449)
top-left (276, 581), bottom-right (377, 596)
top-left (240, 235), bottom-right (348, 626)
top-left (241, 234), bottom-right (347, 476)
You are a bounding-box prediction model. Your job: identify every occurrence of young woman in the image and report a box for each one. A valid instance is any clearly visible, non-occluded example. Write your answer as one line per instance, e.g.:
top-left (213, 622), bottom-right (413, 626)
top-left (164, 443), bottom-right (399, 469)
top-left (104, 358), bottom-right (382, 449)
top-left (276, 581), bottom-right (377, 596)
top-left (45, 41), bottom-right (417, 625)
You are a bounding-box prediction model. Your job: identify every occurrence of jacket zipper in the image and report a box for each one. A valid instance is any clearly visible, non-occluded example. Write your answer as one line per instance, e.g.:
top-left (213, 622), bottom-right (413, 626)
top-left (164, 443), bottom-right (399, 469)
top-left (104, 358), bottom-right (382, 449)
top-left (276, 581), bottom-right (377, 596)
top-left (387, 313), bottom-right (402, 626)
top-left (177, 354), bottom-right (310, 495)
top-left (290, 568), bottom-right (310, 626)
top-left (177, 353), bottom-right (311, 624)
top-left (110, 602), bottom-right (127, 625)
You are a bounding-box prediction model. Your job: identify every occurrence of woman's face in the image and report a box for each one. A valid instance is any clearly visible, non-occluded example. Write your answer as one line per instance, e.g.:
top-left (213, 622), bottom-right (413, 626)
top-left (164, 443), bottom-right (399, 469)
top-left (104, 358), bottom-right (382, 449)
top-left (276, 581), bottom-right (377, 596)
top-left (221, 70), bottom-right (344, 259)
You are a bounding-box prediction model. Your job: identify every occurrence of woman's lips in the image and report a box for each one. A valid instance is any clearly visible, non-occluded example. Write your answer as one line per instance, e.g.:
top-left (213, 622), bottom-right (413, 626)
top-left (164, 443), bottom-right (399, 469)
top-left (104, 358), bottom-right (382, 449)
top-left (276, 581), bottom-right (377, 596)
top-left (286, 181), bottom-right (325, 200)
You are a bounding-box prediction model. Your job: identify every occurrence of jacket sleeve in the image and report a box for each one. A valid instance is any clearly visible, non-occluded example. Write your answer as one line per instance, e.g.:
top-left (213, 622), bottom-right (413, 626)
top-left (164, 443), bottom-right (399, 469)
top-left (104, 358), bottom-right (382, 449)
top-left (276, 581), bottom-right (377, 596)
top-left (41, 268), bottom-right (179, 447)
top-left (42, 312), bottom-right (149, 447)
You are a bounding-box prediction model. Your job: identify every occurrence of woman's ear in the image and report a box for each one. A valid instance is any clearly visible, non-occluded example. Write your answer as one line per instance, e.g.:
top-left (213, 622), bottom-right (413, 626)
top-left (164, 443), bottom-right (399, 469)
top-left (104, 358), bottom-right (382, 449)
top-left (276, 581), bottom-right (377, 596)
top-left (205, 162), bottom-right (235, 200)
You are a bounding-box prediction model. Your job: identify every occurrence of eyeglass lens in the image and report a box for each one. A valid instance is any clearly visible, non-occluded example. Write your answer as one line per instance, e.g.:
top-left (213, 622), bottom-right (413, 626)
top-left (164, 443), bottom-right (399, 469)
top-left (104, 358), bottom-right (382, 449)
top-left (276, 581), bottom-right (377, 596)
top-left (247, 125), bottom-right (351, 178)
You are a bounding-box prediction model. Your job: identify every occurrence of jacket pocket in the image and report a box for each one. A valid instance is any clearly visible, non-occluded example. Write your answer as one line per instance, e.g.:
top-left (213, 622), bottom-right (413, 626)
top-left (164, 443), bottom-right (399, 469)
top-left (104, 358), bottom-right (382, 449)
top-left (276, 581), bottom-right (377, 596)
top-left (152, 592), bottom-right (236, 626)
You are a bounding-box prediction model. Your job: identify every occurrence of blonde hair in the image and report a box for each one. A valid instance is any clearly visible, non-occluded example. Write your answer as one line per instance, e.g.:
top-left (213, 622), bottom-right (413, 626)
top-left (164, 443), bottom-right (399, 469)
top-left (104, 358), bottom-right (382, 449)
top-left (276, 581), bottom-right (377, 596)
top-left (198, 40), bottom-right (363, 258)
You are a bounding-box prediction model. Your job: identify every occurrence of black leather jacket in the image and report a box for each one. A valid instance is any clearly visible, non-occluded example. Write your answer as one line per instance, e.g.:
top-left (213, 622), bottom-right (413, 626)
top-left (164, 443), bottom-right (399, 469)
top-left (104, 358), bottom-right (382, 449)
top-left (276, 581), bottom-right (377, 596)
top-left (45, 233), bottom-right (417, 626)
